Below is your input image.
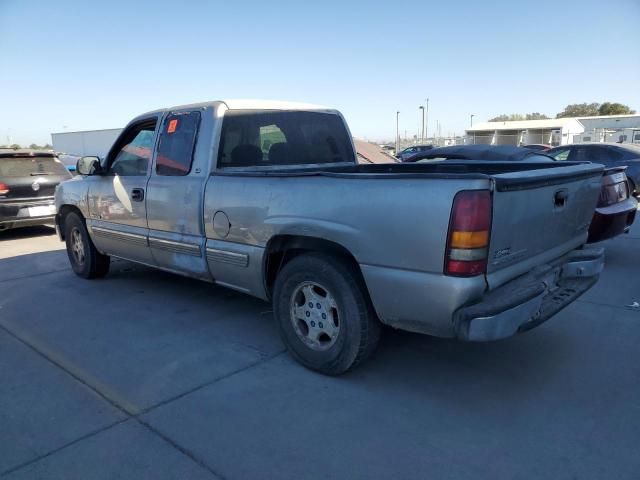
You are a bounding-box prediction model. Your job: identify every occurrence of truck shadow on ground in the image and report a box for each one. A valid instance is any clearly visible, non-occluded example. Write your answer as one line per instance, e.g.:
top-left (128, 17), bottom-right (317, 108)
top-left (0, 225), bottom-right (56, 240)
top-left (0, 249), bottom-right (589, 412)
top-left (104, 257), bottom-right (574, 402)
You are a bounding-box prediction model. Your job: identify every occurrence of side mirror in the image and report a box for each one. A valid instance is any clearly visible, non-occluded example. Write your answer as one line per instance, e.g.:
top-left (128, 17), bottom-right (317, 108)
top-left (76, 156), bottom-right (103, 176)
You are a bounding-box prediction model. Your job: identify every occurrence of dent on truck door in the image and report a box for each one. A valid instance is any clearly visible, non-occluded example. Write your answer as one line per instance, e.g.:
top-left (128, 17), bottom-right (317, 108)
top-left (87, 119), bottom-right (157, 265)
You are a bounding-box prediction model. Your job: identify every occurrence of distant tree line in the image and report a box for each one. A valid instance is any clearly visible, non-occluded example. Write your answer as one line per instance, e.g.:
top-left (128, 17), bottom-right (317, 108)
top-left (489, 113), bottom-right (549, 122)
top-left (489, 102), bottom-right (636, 122)
top-left (0, 143), bottom-right (53, 150)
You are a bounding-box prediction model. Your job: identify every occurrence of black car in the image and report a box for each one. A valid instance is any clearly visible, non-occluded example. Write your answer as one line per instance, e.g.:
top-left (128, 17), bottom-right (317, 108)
top-left (407, 144), bottom-right (554, 162)
top-left (396, 144), bottom-right (434, 162)
top-left (520, 143), bottom-right (552, 151)
top-left (409, 145), bottom-right (637, 243)
top-left (546, 143), bottom-right (640, 198)
top-left (0, 151), bottom-right (72, 231)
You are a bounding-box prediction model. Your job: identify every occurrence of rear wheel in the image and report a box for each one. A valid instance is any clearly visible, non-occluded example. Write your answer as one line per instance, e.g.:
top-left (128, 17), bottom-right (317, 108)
top-left (273, 253), bottom-right (380, 375)
top-left (64, 212), bottom-right (110, 279)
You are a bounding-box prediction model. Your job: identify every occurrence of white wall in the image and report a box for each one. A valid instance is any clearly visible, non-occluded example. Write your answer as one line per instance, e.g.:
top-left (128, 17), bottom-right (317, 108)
top-left (51, 129), bottom-right (122, 157)
top-left (579, 116), bottom-right (640, 130)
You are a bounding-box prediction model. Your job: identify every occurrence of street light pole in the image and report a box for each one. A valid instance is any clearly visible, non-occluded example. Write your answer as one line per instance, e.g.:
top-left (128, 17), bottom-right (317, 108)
top-left (396, 111), bottom-right (400, 155)
top-left (425, 98), bottom-right (429, 143)
top-left (470, 114), bottom-right (475, 127)
top-left (419, 106), bottom-right (425, 143)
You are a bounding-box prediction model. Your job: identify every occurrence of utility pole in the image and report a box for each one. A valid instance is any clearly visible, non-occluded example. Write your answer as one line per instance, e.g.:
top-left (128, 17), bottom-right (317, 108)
top-left (396, 111), bottom-right (400, 155)
top-left (425, 98), bottom-right (429, 142)
top-left (419, 105), bottom-right (425, 143)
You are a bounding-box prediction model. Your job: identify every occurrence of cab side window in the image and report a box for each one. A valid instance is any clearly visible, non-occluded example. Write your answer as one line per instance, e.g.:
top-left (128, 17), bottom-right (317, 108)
top-left (156, 111), bottom-right (201, 176)
top-left (109, 121), bottom-right (157, 176)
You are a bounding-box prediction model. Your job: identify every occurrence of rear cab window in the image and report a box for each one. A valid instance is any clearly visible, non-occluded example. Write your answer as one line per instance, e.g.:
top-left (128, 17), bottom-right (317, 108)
top-left (217, 110), bottom-right (355, 168)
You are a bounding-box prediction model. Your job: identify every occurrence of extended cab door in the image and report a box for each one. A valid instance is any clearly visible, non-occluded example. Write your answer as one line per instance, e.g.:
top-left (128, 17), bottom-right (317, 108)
top-left (86, 117), bottom-right (158, 265)
top-left (145, 108), bottom-right (212, 280)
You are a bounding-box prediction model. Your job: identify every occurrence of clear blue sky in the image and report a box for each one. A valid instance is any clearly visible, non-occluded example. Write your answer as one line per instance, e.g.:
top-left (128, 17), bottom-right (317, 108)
top-left (1, 0), bottom-right (639, 145)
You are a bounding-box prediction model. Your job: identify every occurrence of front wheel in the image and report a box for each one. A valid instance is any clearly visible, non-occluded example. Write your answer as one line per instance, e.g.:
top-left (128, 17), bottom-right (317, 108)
top-left (64, 212), bottom-right (110, 279)
top-left (273, 253), bottom-right (380, 375)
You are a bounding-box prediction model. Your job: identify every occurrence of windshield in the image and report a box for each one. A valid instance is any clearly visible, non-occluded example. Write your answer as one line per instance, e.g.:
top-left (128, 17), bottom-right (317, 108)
top-left (0, 156), bottom-right (70, 177)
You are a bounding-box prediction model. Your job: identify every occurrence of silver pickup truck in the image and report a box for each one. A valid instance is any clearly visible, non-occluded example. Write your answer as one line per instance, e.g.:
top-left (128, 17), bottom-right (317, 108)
top-left (55, 100), bottom-right (605, 375)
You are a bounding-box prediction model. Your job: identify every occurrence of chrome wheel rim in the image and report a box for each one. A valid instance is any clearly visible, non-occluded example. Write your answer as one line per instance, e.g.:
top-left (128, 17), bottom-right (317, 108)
top-left (290, 281), bottom-right (340, 351)
top-left (70, 227), bottom-right (85, 265)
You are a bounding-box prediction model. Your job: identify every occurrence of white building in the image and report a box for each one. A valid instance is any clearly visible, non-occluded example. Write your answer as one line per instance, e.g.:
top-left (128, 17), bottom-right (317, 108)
top-left (575, 114), bottom-right (640, 144)
top-left (465, 114), bottom-right (640, 146)
top-left (465, 118), bottom-right (584, 146)
top-left (51, 128), bottom-right (122, 157)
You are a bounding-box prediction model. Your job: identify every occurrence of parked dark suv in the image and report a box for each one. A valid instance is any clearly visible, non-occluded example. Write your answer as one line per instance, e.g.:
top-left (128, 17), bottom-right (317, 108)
top-left (0, 150), bottom-right (72, 231)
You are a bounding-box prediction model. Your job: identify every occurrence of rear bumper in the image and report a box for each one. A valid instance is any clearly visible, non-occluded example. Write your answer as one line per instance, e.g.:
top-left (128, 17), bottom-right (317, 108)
top-left (454, 247), bottom-right (604, 341)
top-left (587, 197), bottom-right (638, 243)
top-left (0, 198), bottom-right (56, 230)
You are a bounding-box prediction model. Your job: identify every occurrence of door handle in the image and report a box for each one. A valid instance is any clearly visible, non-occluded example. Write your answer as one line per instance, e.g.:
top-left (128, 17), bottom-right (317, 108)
top-left (131, 188), bottom-right (145, 202)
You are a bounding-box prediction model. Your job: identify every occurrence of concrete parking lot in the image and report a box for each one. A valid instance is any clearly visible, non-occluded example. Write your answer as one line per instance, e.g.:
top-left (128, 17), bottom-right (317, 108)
top-left (1, 220), bottom-right (639, 479)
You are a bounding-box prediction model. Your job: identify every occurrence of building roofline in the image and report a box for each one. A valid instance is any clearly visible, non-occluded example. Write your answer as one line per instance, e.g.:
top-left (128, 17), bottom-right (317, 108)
top-left (576, 113), bottom-right (640, 120)
top-left (466, 117), bottom-right (583, 132)
top-left (51, 127), bottom-right (123, 135)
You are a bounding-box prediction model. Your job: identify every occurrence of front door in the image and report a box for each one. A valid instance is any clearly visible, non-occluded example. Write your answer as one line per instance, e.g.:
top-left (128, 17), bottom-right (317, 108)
top-left (86, 118), bottom-right (158, 265)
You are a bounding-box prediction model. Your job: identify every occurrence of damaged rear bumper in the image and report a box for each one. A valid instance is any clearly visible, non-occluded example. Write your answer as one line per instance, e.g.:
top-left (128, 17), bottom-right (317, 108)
top-left (454, 247), bottom-right (604, 341)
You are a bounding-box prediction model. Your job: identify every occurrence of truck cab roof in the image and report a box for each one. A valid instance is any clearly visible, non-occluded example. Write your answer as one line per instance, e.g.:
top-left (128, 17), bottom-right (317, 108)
top-left (137, 99), bottom-right (335, 120)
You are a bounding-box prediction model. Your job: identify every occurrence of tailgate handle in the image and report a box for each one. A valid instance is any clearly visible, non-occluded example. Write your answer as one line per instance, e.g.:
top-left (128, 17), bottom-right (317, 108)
top-left (554, 189), bottom-right (568, 208)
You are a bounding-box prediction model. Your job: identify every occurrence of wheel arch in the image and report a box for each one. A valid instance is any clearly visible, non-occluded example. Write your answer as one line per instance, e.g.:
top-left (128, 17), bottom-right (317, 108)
top-left (263, 235), bottom-right (369, 300)
top-left (56, 204), bottom-right (85, 240)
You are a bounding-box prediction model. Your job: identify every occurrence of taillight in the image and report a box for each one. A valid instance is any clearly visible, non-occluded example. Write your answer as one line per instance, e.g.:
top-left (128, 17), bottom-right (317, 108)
top-left (598, 179), bottom-right (628, 207)
top-left (0, 182), bottom-right (9, 195)
top-left (445, 190), bottom-right (492, 277)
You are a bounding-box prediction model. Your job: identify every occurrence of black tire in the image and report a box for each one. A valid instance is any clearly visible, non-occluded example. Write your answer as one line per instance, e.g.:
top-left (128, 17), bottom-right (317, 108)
top-left (64, 212), bottom-right (110, 279)
top-left (273, 253), bottom-right (381, 375)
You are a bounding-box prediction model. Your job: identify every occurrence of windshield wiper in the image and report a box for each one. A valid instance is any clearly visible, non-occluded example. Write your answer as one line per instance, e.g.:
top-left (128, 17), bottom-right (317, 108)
top-left (30, 172), bottom-right (53, 175)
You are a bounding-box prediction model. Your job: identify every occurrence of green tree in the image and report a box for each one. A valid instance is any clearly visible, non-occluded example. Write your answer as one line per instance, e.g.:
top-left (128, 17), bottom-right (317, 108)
top-left (525, 112), bottom-right (549, 120)
top-left (29, 143), bottom-right (41, 149)
top-left (489, 113), bottom-right (525, 122)
top-left (9, 143), bottom-right (21, 149)
top-left (43, 143), bottom-right (53, 149)
top-left (598, 102), bottom-right (636, 116)
top-left (556, 102), bottom-right (601, 118)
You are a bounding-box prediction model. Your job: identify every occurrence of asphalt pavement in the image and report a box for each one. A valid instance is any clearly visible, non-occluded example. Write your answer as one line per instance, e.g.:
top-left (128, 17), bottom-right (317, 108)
top-left (1, 221), bottom-right (639, 479)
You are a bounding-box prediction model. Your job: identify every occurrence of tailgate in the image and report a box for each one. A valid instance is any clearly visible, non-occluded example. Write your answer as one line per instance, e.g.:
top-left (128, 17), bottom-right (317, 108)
top-left (486, 163), bottom-right (603, 287)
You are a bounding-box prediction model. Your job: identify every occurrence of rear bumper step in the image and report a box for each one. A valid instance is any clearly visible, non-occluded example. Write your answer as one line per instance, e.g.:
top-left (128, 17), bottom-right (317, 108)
top-left (454, 247), bottom-right (604, 341)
